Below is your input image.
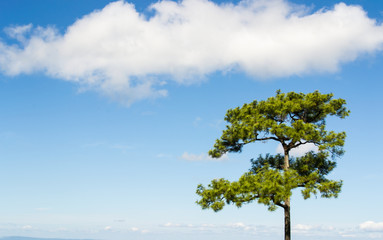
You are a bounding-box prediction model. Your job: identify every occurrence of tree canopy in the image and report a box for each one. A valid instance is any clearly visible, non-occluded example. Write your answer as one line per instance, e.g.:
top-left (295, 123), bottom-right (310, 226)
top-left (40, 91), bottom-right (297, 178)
top-left (196, 90), bottom-right (349, 240)
top-left (208, 90), bottom-right (349, 159)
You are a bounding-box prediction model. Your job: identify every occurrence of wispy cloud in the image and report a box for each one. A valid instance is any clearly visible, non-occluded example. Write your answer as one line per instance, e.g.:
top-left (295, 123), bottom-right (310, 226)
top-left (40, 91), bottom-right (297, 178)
top-left (360, 221), bottom-right (383, 232)
top-left (193, 117), bottom-right (202, 127)
top-left (1, 0), bottom-right (383, 105)
top-left (130, 227), bottom-right (139, 232)
top-left (160, 222), bottom-right (257, 233)
top-left (292, 223), bottom-right (336, 235)
top-left (104, 226), bottom-right (112, 231)
top-left (180, 152), bottom-right (228, 161)
top-left (21, 225), bottom-right (33, 230)
top-left (291, 222), bottom-right (383, 239)
top-left (4, 24), bottom-right (33, 43)
top-left (227, 222), bottom-right (257, 232)
top-left (129, 226), bottom-right (149, 233)
top-left (2, 222), bottom-right (383, 239)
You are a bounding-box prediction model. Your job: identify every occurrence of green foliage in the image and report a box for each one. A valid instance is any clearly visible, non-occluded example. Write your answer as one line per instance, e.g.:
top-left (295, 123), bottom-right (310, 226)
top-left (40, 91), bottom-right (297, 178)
top-left (196, 90), bottom-right (348, 212)
top-left (251, 151), bottom-right (337, 181)
top-left (196, 154), bottom-right (343, 211)
top-left (208, 90), bottom-right (349, 158)
top-left (196, 166), bottom-right (300, 211)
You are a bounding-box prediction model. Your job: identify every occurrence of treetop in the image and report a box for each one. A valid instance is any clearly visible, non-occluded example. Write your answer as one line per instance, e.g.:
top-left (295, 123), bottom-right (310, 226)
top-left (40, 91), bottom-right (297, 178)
top-left (209, 90), bottom-right (350, 158)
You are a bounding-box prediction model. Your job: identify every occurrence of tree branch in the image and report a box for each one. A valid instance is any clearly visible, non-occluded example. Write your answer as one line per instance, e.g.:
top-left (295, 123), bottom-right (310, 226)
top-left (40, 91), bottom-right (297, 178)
top-left (270, 195), bottom-right (286, 208)
top-left (288, 112), bottom-right (299, 122)
top-left (256, 136), bottom-right (280, 142)
top-left (275, 202), bottom-right (286, 208)
top-left (291, 140), bottom-right (313, 150)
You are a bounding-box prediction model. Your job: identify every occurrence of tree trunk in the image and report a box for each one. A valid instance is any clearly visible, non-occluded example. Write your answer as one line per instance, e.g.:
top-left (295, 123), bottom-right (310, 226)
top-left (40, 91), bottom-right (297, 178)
top-left (284, 198), bottom-right (291, 240)
top-left (283, 151), bottom-right (289, 170)
top-left (283, 149), bottom-right (291, 240)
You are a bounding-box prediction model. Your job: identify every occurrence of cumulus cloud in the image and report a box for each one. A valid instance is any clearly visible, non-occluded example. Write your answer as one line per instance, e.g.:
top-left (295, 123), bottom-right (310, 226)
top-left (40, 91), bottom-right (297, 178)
top-left (180, 152), bottom-right (228, 161)
top-left (4, 24), bottom-right (33, 43)
top-left (276, 142), bottom-right (318, 157)
top-left (360, 221), bottom-right (383, 232)
top-left (1, 0), bottom-right (383, 104)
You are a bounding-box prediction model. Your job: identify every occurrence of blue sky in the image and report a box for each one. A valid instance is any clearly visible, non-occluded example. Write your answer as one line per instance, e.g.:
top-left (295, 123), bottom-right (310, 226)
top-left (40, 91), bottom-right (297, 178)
top-left (0, 0), bottom-right (383, 239)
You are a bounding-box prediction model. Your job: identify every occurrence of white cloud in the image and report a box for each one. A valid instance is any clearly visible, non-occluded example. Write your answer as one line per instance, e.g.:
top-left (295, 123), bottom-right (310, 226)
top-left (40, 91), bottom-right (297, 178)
top-left (129, 226), bottom-right (149, 233)
top-left (4, 24), bottom-right (33, 43)
top-left (229, 222), bottom-right (246, 228)
top-left (340, 234), bottom-right (357, 238)
top-left (291, 224), bottom-right (341, 238)
top-left (161, 222), bottom-right (257, 232)
top-left (180, 152), bottom-right (228, 161)
top-left (360, 221), bottom-right (383, 232)
top-left (22, 225), bottom-right (33, 230)
top-left (276, 142), bottom-right (318, 157)
top-left (293, 223), bottom-right (314, 231)
top-left (163, 222), bottom-right (181, 227)
top-left (1, 0), bottom-right (383, 104)
top-left (4, 222), bottom-right (382, 239)
top-left (227, 222), bottom-right (256, 231)
top-left (104, 226), bottom-right (112, 231)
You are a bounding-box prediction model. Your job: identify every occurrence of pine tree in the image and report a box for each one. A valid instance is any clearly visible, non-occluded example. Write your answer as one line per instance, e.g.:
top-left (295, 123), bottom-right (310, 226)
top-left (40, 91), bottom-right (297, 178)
top-left (196, 90), bottom-right (349, 240)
